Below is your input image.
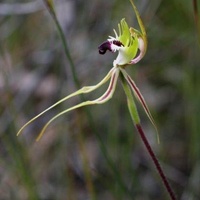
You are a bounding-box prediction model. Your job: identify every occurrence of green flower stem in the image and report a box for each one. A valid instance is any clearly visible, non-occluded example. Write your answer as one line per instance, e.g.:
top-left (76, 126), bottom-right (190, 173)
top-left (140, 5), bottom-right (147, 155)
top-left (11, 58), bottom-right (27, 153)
top-left (44, 3), bottom-right (97, 199)
top-left (120, 71), bottom-right (140, 125)
top-left (44, 1), bottom-right (81, 89)
top-left (120, 72), bottom-right (177, 200)
top-left (43, 3), bottom-right (131, 198)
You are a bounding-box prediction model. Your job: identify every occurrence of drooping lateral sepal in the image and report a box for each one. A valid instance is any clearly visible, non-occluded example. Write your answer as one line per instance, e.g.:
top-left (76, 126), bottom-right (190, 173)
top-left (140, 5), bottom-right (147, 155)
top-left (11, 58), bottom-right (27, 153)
top-left (35, 68), bottom-right (120, 141)
top-left (17, 67), bottom-right (117, 139)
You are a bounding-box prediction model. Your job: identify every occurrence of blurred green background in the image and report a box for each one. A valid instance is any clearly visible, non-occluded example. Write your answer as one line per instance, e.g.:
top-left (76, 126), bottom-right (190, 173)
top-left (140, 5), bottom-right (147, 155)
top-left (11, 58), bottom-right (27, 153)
top-left (0, 0), bottom-right (199, 199)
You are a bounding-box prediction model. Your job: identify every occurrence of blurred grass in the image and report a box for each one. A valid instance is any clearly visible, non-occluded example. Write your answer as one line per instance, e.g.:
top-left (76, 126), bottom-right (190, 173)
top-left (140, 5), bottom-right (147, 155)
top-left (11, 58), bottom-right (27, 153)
top-left (0, 0), bottom-right (200, 199)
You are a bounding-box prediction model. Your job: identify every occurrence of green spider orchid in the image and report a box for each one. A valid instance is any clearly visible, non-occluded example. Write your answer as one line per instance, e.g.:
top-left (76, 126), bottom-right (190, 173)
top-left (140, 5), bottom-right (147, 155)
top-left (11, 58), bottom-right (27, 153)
top-left (16, 2), bottom-right (179, 198)
top-left (17, 0), bottom-right (158, 142)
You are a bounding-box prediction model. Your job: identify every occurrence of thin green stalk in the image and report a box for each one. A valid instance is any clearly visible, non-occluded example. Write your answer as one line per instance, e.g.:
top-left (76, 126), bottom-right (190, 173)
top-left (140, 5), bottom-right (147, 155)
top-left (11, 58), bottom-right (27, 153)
top-left (43, 2), bottom-right (131, 198)
top-left (120, 72), bottom-right (177, 200)
top-left (43, 4), bottom-right (97, 198)
top-left (43, 0), bottom-right (80, 88)
top-left (120, 73), bottom-right (140, 125)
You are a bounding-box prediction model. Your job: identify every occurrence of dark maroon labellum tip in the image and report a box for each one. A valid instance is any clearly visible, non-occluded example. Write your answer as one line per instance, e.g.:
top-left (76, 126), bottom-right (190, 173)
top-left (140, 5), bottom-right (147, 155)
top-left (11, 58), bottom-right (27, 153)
top-left (98, 41), bottom-right (112, 55)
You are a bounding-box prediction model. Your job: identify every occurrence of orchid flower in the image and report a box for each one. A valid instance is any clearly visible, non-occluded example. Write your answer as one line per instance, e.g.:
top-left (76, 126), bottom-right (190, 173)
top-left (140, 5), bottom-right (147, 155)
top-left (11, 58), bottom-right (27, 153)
top-left (17, 1), bottom-right (178, 198)
top-left (17, 0), bottom-right (158, 142)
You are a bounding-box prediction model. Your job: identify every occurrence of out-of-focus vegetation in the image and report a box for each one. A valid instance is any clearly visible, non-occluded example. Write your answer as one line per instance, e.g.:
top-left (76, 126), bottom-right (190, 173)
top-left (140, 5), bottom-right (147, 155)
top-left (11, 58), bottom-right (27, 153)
top-left (0, 0), bottom-right (199, 199)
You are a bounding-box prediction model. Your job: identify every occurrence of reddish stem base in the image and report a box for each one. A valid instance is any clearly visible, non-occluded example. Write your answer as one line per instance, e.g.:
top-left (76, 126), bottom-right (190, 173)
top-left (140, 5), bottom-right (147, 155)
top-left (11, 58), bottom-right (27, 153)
top-left (135, 124), bottom-right (177, 200)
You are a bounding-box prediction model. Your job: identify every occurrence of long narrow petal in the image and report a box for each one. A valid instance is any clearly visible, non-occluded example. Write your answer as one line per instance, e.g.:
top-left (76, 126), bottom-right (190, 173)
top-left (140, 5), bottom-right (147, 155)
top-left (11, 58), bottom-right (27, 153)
top-left (129, 0), bottom-right (147, 47)
top-left (120, 69), bottom-right (159, 143)
top-left (129, 0), bottom-right (147, 64)
top-left (36, 68), bottom-right (120, 141)
top-left (17, 67), bottom-right (116, 136)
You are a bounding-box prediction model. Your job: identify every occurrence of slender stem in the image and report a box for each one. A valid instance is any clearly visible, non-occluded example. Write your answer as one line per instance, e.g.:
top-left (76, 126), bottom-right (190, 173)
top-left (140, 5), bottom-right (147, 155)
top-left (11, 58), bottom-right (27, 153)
top-left (135, 124), bottom-right (177, 200)
top-left (120, 72), bottom-right (140, 125)
top-left (43, 3), bottom-right (131, 197)
top-left (120, 73), bottom-right (176, 200)
top-left (52, 16), bottom-right (81, 88)
top-left (43, 0), bottom-right (81, 88)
